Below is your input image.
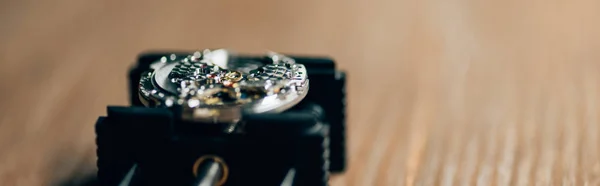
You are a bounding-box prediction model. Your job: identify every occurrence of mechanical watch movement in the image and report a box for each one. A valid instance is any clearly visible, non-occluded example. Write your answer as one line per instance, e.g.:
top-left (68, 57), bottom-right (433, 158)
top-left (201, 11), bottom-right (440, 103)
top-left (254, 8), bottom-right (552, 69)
top-left (138, 49), bottom-right (309, 123)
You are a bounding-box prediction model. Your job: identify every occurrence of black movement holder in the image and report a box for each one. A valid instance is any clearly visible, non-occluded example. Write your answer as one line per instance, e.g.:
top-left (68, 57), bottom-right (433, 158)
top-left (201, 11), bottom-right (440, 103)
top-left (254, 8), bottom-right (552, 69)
top-left (95, 51), bottom-right (347, 186)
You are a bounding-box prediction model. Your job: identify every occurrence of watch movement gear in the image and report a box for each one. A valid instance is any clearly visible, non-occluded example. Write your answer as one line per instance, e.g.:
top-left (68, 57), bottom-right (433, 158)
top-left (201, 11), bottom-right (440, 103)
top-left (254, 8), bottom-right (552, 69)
top-left (138, 49), bottom-right (309, 123)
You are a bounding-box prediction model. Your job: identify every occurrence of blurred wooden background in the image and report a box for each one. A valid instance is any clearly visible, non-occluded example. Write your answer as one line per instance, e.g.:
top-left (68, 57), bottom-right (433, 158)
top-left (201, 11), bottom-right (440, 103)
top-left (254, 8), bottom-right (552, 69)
top-left (2, 0), bottom-right (600, 185)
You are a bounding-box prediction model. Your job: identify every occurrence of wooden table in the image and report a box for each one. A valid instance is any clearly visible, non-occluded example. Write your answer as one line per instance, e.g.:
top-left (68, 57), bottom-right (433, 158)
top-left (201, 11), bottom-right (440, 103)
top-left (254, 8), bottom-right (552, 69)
top-left (2, 0), bottom-right (600, 185)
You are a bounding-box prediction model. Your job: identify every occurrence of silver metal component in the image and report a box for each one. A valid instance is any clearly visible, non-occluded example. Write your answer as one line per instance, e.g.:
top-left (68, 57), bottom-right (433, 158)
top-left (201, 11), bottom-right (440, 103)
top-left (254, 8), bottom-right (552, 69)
top-left (281, 168), bottom-right (296, 186)
top-left (118, 164), bottom-right (138, 186)
top-left (138, 49), bottom-right (309, 123)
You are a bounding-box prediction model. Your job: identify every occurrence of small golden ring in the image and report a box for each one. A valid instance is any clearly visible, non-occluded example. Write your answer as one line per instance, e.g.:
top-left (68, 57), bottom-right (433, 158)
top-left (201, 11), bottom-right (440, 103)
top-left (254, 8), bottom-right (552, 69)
top-left (225, 71), bottom-right (243, 82)
top-left (192, 155), bottom-right (229, 186)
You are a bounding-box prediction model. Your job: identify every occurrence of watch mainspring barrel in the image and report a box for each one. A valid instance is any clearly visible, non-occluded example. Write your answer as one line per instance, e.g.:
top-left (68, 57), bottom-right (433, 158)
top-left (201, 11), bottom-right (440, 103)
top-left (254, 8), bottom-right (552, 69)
top-left (138, 49), bottom-right (309, 123)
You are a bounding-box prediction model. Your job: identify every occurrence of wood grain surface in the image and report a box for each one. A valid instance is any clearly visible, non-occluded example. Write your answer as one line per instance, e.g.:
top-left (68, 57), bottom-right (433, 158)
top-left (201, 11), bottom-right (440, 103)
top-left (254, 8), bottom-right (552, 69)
top-left (2, 0), bottom-right (600, 185)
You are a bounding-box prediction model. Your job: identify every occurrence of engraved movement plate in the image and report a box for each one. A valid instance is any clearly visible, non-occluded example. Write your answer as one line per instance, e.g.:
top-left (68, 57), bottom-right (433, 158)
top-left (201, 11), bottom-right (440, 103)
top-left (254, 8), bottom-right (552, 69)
top-left (138, 49), bottom-right (309, 123)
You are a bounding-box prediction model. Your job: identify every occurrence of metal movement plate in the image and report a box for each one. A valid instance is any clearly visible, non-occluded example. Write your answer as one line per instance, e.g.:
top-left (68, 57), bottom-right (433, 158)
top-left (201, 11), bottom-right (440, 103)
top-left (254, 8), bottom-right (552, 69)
top-left (138, 49), bottom-right (309, 123)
